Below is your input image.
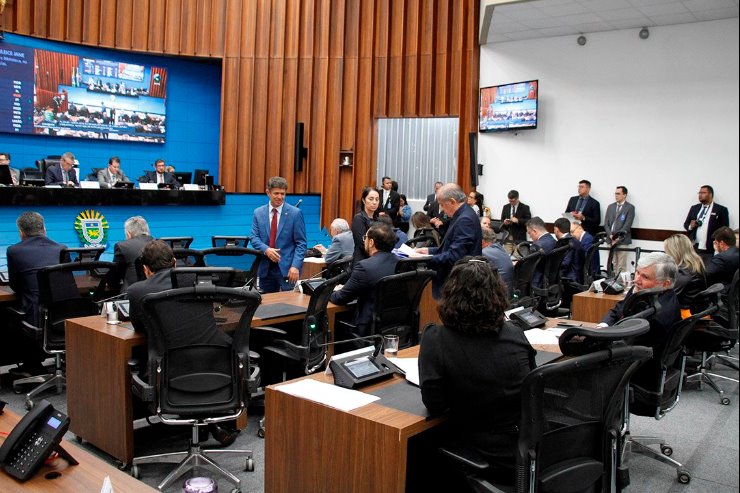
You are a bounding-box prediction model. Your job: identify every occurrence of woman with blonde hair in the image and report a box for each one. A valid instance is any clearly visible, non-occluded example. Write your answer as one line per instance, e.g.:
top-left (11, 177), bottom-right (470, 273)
top-left (663, 234), bottom-right (706, 310)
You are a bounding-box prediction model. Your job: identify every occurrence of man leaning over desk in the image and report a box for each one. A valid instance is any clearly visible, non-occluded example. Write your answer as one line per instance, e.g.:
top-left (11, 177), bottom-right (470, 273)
top-left (45, 151), bottom-right (79, 187)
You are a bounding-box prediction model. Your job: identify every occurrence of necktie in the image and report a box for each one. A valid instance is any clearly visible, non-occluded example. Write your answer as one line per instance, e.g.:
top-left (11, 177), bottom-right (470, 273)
top-left (612, 204), bottom-right (622, 232)
top-left (698, 205), bottom-right (708, 223)
top-left (575, 197), bottom-right (585, 212)
top-left (511, 205), bottom-right (516, 217)
top-left (269, 208), bottom-right (278, 248)
top-left (63, 170), bottom-right (68, 183)
top-left (11, 171), bottom-right (18, 186)
top-left (158, 173), bottom-right (163, 184)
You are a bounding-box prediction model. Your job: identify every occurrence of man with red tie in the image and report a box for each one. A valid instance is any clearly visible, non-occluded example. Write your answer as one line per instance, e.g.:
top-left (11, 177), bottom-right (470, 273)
top-left (250, 176), bottom-right (307, 293)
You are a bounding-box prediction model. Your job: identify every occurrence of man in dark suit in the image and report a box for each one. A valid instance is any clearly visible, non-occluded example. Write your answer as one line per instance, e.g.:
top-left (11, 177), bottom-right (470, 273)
top-left (683, 185), bottom-right (730, 261)
top-left (330, 222), bottom-right (399, 336)
top-left (7, 211), bottom-right (67, 377)
top-left (44, 151), bottom-right (79, 187)
top-left (705, 227), bottom-right (739, 296)
top-left (250, 176), bottom-right (307, 293)
top-left (423, 181), bottom-right (443, 212)
top-left (0, 152), bottom-right (21, 185)
top-left (526, 216), bottom-right (556, 288)
top-left (113, 216), bottom-right (154, 292)
top-left (378, 176), bottom-right (400, 223)
top-left (139, 158), bottom-right (180, 187)
top-left (571, 221), bottom-right (600, 282)
top-left (416, 183), bottom-right (482, 298)
top-left (603, 186), bottom-right (635, 274)
top-left (481, 226), bottom-right (514, 295)
top-left (599, 253), bottom-right (681, 388)
top-left (553, 217), bottom-right (583, 283)
top-left (565, 179), bottom-right (601, 236)
top-left (500, 189), bottom-right (531, 243)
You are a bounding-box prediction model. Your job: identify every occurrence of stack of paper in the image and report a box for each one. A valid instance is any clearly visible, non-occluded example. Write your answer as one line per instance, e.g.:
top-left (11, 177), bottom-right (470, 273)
top-left (276, 379), bottom-right (380, 412)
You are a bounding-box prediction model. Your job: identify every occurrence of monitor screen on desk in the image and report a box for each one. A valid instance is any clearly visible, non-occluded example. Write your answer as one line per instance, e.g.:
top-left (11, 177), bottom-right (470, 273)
top-left (0, 166), bottom-right (12, 186)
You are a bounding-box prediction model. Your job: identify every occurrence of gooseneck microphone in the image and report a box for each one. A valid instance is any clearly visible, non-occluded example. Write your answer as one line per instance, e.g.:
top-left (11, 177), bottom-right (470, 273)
top-left (295, 198), bottom-right (303, 208)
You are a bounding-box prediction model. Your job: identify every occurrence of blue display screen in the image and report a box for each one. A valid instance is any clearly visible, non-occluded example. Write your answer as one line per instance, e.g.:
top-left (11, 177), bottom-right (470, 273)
top-left (47, 416), bottom-right (62, 429)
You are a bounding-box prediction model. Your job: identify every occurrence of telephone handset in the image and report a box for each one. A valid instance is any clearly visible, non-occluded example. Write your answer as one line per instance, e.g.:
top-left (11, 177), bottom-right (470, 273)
top-left (0, 400), bottom-right (77, 481)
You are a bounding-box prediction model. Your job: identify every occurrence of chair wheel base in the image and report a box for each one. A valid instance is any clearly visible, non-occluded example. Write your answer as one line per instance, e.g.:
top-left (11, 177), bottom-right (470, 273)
top-left (678, 469), bottom-right (691, 484)
top-left (721, 397), bottom-right (730, 405)
top-left (245, 458), bottom-right (255, 472)
top-left (661, 445), bottom-right (673, 457)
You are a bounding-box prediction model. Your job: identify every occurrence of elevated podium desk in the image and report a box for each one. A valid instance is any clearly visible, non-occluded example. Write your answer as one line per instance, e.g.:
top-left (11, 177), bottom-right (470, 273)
top-left (571, 291), bottom-right (625, 322)
top-left (0, 185), bottom-right (225, 206)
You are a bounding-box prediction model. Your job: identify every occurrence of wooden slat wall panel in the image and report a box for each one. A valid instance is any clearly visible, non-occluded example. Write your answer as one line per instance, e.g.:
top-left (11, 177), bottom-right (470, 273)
top-left (4, 0), bottom-right (480, 229)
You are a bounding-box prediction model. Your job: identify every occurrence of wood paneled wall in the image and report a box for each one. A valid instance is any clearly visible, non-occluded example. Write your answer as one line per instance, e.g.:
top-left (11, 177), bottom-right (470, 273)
top-left (2, 0), bottom-right (479, 226)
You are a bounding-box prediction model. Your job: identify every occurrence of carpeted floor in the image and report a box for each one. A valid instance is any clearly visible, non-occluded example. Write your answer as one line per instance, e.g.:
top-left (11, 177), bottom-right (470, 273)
top-left (1, 357), bottom-right (737, 492)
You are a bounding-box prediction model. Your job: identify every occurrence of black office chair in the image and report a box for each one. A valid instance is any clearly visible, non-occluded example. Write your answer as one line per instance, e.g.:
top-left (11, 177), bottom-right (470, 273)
top-left (172, 247), bottom-right (206, 268)
top-left (12, 261), bottom-right (117, 409)
top-left (532, 244), bottom-right (571, 313)
top-left (21, 167), bottom-right (45, 186)
top-left (129, 285), bottom-right (261, 490)
top-left (60, 246), bottom-right (106, 264)
top-left (620, 284), bottom-right (723, 485)
top-left (582, 232), bottom-right (608, 286)
top-left (201, 247), bottom-right (263, 289)
top-left (405, 227), bottom-right (440, 248)
top-left (510, 250), bottom-right (544, 308)
top-left (159, 236), bottom-right (194, 249)
top-left (85, 167), bottom-right (104, 181)
top-left (394, 257), bottom-right (432, 274)
top-left (324, 256), bottom-right (353, 279)
top-left (440, 319), bottom-right (653, 492)
top-left (684, 282), bottom-right (738, 404)
top-left (211, 236), bottom-right (251, 248)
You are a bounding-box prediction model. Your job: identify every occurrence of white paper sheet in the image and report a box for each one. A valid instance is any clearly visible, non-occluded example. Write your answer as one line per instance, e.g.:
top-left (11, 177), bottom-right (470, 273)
top-left (388, 357), bottom-right (420, 386)
top-left (545, 327), bottom-right (567, 337)
top-left (395, 243), bottom-right (432, 258)
top-left (303, 256), bottom-right (325, 264)
top-left (276, 379), bottom-right (380, 412)
top-left (524, 329), bottom-right (560, 346)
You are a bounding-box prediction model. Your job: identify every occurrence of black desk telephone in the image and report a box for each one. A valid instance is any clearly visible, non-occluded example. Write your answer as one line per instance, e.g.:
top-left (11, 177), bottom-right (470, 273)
top-left (0, 400), bottom-right (77, 481)
top-left (510, 307), bottom-right (548, 330)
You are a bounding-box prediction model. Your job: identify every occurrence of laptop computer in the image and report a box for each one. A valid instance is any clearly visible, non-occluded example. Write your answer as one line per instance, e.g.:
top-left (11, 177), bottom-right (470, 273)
top-left (0, 166), bottom-right (13, 186)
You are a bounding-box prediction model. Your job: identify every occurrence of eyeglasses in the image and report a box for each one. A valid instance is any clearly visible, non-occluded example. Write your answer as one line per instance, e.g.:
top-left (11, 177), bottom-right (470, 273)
top-left (362, 234), bottom-right (368, 241)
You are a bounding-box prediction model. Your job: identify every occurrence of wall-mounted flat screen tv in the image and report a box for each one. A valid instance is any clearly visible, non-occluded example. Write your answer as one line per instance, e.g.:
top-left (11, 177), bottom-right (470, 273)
top-left (479, 80), bottom-right (538, 133)
top-left (0, 42), bottom-right (167, 143)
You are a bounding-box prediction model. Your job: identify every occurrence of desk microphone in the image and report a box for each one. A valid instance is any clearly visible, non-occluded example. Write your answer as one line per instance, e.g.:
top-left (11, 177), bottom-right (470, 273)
top-left (318, 332), bottom-right (385, 358)
top-left (602, 269), bottom-right (624, 295)
top-left (295, 198), bottom-right (303, 208)
top-left (96, 291), bottom-right (128, 306)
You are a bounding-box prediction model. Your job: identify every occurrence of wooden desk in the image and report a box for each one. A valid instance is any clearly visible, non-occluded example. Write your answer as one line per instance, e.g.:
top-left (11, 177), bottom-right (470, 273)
top-left (571, 291), bottom-right (625, 323)
top-left (0, 408), bottom-right (156, 492)
top-left (301, 258), bottom-right (326, 279)
top-left (0, 285), bottom-right (14, 303)
top-left (65, 290), bottom-right (346, 466)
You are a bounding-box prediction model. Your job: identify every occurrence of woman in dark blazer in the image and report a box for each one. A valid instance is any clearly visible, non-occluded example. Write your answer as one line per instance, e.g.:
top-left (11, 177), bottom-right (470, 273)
top-left (664, 234), bottom-right (707, 311)
top-left (419, 257), bottom-right (535, 480)
top-left (350, 187), bottom-right (380, 264)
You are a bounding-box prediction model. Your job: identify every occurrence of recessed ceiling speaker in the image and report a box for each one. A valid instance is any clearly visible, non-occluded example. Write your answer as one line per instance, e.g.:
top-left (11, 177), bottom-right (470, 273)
top-left (577, 35), bottom-right (587, 46)
top-left (639, 27), bottom-right (649, 40)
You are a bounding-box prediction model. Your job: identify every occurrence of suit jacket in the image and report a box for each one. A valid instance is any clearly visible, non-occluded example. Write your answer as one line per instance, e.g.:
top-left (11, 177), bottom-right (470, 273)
top-left (324, 230), bottom-right (355, 264)
top-left (565, 195), bottom-right (601, 236)
top-left (428, 204), bottom-right (483, 296)
top-left (578, 230), bottom-right (600, 280)
top-left (97, 168), bottom-right (132, 188)
top-left (45, 164), bottom-right (79, 186)
top-left (378, 188), bottom-right (401, 221)
top-left (250, 202), bottom-right (307, 278)
top-left (140, 170), bottom-right (179, 186)
top-left (482, 243), bottom-right (514, 296)
top-left (559, 234), bottom-right (585, 283)
top-left (603, 201), bottom-right (635, 245)
top-left (330, 251), bottom-right (399, 334)
top-left (9, 166), bottom-right (21, 185)
top-left (423, 192), bottom-right (436, 212)
top-left (127, 268), bottom-right (232, 348)
top-left (7, 235), bottom-right (67, 326)
top-left (500, 202), bottom-right (531, 242)
top-left (113, 234), bottom-right (154, 291)
top-left (683, 202), bottom-right (730, 251)
top-left (425, 201), bottom-right (450, 238)
top-left (705, 246), bottom-right (739, 295)
top-left (532, 233), bottom-right (557, 287)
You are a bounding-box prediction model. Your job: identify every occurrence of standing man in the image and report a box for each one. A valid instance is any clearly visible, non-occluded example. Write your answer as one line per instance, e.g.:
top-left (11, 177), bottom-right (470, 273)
top-left (683, 185), bottom-right (730, 261)
top-left (603, 186), bottom-right (635, 274)
top-left (113, 216), bottom-right (154, 292)
top-left (251, 176), bottom-right (307, 293)
top-left (378, 176), bottom-right (400, 222)
top-left (45, 151), bottom-right (79, 187)
top-left (500, 190), bottom-right (531, 243)
top-left (423, 182), bottom-right (443, 212)
top-left (7, 212), bottom-right (68, 377)
top-left (140, 158), bottom-right (179, 187)
top-left (416, 183), bottom-right (482, 298)
top-left (565, 179), bottom-right (601, 236)
top-left (97, 156), bottom-right (132, 188)
top-left (330, 222), bottom-right (399, 336)
top-left (0, 152), bottom-right (21, 185)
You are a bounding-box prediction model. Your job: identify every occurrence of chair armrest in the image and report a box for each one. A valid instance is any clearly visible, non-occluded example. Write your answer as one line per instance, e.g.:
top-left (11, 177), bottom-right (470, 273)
top-left (128, 358), bottom-right (155, 402)
top-left (20, 320), bottom-right (43, 340)
top-left (6, 306), bottom-right (25, 317)
top-left (252, 325), bottom-right (288, 337)
top-left (438, 445), bottom-right (491, 471)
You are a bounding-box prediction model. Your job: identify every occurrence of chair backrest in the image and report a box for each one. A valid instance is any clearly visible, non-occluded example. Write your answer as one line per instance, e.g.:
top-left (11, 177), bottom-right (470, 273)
top-left (621, 287), bottom-right (664, 321)
top-left (729, 269), bottom-right (739, 331)
top-left (533, 244), bottom-right (571, 310)
top-left (39, 156), bottom-right (62, 175)
top-left (86, 167), bottom-right (103, 181)
top-left (394, 257), bottom-right (432, 274)
top-left (159, 236), bottom-right (194, 249)
top-left (139, 285), bottom-right (262, 415)
top-left (324, 256), bottom-right (353, 279)
top-left (516, 344), bottom-right (653, 493)
top-left (170, 267), bottom-right (237, 288)
top-left (37, 261), bottom-right (118, 352)
top-left (60, 247), bottom-right (106, 264)
top-left (583, 232), bottom-right (608, 285)
top-left (172, 248), bottom-right (206, 267)
top-left (371, 270), bottom-right (434, 348)
top-left (201, 247), bottom-right (263, 288)
top-left (21, 167), bottom-right (44, 186)
top-left (211, 236), bottom-right (251, 248)
top-left (512, 250), bottom-right (544, 300)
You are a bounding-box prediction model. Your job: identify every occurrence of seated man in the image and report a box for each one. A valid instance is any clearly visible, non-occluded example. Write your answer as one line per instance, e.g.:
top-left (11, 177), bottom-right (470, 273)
top-left (6, 211), bottom-right (68, 377)
top-left (44, 152), bottom-right (79, 187)
top-left (97, 156), bottom-right (132, 188)
top-left (705, 226), bottom-right (739, 295)
top-left (553, 217), bottom-right (584, 283)
top-left (526, 217), bottom-right (556, 287)
top-left (571, 221), bottom-right (600, 281)
top-left (599, 252), bottom-right (681, 387)
top-left (139, 158), bottom-right (179, 187)
top-left (314, 218), bottom-right (354, 265)
top-left (481, 226), bottom-right (514, 296)
top-left (113, 216), bottom-right (154, 292)
top-left (330, 222), bottom-right (399, 336)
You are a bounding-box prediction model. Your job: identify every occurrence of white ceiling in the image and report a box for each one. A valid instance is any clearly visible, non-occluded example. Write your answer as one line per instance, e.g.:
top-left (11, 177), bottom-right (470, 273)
top-left (487, 0), bottom-right (740, 43)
